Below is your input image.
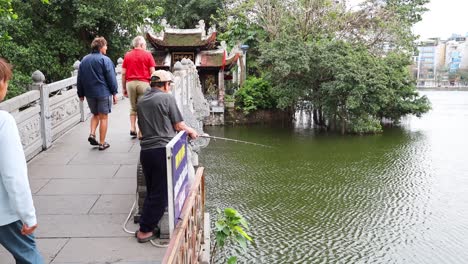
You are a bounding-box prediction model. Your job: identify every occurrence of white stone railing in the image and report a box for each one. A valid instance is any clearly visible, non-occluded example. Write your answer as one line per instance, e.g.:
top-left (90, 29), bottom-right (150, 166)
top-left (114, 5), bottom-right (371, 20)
top-left (0, 59), bottom-right (124, 160)
top-left (0, 57), bottom-right (210, 163)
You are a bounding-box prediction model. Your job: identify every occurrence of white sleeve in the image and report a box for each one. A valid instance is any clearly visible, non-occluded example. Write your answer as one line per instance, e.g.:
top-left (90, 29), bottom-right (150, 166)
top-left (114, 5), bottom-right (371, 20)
top-left (0, 112), bottom-right (37, 227)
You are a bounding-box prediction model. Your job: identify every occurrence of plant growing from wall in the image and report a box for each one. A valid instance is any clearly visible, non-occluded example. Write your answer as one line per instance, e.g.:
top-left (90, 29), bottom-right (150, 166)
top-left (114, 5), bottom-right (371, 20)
top-left (211, 208), bottom-right (253, 264)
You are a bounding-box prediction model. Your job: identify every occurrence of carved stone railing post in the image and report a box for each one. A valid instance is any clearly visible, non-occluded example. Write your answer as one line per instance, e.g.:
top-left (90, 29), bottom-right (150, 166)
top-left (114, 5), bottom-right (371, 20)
top-left (32, 70), bottom-right (52, 150)
top-left (73, 60), bottom-right (87, 122)
top-left (115, 58), bottom-right (123, 98)
top-left (218, 69), bottom-right (225, 104)
top-left (71, 60), bottom-right (80, 91)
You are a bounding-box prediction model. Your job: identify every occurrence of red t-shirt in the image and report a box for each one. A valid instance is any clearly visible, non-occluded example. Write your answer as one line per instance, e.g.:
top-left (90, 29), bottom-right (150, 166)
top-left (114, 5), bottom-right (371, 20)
top-left (122, 49), bottom-right (156, 82)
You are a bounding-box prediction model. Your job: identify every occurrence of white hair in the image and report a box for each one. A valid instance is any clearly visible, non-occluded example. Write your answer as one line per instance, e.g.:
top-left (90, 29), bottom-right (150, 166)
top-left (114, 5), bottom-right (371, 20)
top-left (132, 36), bottom-right (146, 48)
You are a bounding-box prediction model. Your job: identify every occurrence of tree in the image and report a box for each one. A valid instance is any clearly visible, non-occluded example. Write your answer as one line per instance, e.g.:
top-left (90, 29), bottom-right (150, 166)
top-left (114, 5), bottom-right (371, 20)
top-left (0, 0), bottom-right (163, 100)
top-left (159, 0), bottom-right (223, 29)
top-left (226, 0), bottom-right (431, 133)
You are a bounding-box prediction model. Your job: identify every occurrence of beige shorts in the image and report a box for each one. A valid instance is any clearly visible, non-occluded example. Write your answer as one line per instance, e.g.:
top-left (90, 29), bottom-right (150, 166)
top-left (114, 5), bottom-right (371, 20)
top-left (127, 80), bottom-right (149, 115)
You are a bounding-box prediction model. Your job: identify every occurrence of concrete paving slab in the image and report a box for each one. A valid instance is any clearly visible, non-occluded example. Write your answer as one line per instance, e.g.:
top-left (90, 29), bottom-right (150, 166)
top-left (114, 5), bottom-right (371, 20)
top-left (129, 142), bottom-right (141, 153)
top-left (53, 137), bottom-right (137, 153)
top-left (30, 179), bottom-right (51, 194)
top-left (20, 102), bottom-right (170, 263)
top-left (90, 195), bottom-right (135, 214)
top-left (69, 152), bottom-right (139, 165)
top-left (51, 237), bottom-right (165, 264)
top-left (29, 152), bottom-right (77, 166)
top-left (37, 238), bottom-right (69, 263)
top-left (28, 164), bottom-right (119, 179)
top-left (33, 195), bottom-right (98, 215)
top-left (115, 165), bottom-right (138, 178)
top-left (0, 245), bottom-right (15, 264)
top-left (0, 238), bottom-right (68, 264)
top-left (36, 214), bottom-right (138, 238)
top-left (37, 178), bottom-right (135, 195)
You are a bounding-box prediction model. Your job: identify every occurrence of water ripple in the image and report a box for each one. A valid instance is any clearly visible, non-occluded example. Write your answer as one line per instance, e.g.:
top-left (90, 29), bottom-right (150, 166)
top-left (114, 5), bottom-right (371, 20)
top-left (203, 91), bottom-right (468, 263)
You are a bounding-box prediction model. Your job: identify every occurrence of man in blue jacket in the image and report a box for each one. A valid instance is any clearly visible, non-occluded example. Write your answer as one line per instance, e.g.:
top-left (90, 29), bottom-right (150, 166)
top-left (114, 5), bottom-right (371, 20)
top-left (77, 37), bottom-right (118, 151)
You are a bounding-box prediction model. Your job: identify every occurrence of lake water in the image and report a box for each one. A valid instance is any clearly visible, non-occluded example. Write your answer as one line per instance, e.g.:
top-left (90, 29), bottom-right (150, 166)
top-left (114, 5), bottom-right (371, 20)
top-left (201, 91), bottom-right (468, 264)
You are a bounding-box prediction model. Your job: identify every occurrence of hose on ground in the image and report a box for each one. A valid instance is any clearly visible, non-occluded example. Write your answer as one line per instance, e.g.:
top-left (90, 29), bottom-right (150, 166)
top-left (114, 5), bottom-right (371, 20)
top-left (122, 192), bottom-right (168, 248)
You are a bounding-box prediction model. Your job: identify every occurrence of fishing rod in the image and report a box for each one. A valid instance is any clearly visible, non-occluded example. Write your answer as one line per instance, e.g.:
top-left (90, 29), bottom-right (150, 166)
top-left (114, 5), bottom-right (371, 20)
top-left (199, 134), bottom-right (273, 148)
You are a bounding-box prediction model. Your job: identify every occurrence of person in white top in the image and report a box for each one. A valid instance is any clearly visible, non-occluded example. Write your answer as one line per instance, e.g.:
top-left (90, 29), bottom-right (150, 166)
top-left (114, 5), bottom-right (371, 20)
top-left (0, 58), bottom-right (43, 263)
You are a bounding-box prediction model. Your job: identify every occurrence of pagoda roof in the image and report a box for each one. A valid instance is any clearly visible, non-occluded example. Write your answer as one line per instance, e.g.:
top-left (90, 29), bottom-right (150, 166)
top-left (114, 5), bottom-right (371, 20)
top-left (196, 50), bottom-right (241, 69)
top-left (146, 30), bottom-right (217, 50)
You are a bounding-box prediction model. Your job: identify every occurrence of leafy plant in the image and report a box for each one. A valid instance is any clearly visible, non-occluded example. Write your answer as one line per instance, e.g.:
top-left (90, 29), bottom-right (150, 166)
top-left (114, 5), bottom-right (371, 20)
top-left (235, 76), bottom-right (278, 115)
top-left (224, 94), bottom-right (235, 102)
top-left (211, 208), bottom-right (253, 264)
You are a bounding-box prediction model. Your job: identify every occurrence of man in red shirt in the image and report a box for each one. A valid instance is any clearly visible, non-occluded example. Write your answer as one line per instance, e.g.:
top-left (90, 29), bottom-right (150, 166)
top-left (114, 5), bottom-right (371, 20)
top-left (122, 36), bottom-right (156, 137)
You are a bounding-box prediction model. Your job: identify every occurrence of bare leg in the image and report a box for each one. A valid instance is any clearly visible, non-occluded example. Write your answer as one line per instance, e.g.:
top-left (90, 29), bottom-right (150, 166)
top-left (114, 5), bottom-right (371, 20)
top-left (98, 113), bottom-right (109, 144)
top-left (130, 114), bottom-right (137, 132)
top-left (90, 114), bottom-right (99, 135)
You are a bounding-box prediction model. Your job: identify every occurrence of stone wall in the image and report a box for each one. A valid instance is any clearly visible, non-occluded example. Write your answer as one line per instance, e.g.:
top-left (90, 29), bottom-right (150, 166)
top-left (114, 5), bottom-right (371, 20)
top-left (225, 108), bottom-right (292, 125)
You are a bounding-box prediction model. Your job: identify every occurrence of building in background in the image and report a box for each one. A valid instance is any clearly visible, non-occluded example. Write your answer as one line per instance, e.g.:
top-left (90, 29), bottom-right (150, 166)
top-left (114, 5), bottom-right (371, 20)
top-left (414, 33), bottom-right (468, 87)
top-left (415, 38), bottom-right (446, 86)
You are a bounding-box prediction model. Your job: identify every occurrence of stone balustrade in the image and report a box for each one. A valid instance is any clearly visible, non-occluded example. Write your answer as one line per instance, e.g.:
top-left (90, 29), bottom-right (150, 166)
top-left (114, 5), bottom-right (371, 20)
top-left (0, 58), bottom-right (209, 162)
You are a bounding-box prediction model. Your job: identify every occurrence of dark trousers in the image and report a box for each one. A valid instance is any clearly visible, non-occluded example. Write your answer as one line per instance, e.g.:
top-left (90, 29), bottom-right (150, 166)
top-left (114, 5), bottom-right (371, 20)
top-left (139, 147), bottom-right (168, 233)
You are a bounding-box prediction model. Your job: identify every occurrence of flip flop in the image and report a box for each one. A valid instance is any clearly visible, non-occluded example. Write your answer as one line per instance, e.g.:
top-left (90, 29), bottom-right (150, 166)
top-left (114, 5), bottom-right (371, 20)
top-left (136, 231), bottom-right (158, 243)
top-left (134, 227), bottom-right (160, 238)
top-left (88, 134), bottom-right (99, 146)
top-left (98, 142), bottom-right (110, 151)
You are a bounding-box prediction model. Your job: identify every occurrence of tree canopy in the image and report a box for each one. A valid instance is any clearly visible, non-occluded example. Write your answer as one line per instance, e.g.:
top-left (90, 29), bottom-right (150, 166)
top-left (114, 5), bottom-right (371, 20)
top-left (0, 0), bottom-right (163, 99)
top-left (219, 0), bottom-right (431, 133)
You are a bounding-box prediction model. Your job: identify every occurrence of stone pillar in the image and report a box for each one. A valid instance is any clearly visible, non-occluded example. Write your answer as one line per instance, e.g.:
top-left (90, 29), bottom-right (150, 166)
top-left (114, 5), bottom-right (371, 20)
top-left (73, 60), bottom-right (88, 122)
top-left (32, 70), bottom-right (52, 150)
top-left (218, 70), bottom-right (225, 104)
top-left (116, 58), bottom-right (124, 98)
top-left (240, 44), bottom-right (249, 86)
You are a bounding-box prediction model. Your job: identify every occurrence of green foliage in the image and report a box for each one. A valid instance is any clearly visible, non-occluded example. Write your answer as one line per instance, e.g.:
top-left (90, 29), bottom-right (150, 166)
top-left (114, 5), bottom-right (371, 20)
top-left (214, 0), bottom-right (265, 76)
top-left (160, 0), bottom-right (222, 29)
top-left (211, 208), bottom-right (253, 264)
top-left (349, 115), bottom-right (383, 134)
top-left (0, 0), bottom-right (17, 40)
top-left (224, 94), bottom-right (235, 103)
top-left (261, 36), bottom-right (430, 134)
top-left (0, 0), bottom-right (163, 100)
top-left (235, 76), bottom-right (277, 115)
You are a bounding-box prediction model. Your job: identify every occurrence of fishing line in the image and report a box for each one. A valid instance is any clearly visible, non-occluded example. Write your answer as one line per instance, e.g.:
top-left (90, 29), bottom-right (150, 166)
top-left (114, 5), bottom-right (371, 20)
top-left (198, 134), bottom-right (273, 148)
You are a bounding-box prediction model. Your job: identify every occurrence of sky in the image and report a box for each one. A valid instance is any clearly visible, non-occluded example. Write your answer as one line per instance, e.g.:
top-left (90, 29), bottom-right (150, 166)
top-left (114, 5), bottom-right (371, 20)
top-left (348, 0), bottom-right (468, 40)
top-left (412, 0), bottom-right (468, 40)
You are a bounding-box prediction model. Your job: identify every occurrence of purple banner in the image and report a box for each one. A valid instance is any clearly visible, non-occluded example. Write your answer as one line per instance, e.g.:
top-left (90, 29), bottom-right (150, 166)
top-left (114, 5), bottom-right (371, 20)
top-left (171, 132), bottom-right (189, 226)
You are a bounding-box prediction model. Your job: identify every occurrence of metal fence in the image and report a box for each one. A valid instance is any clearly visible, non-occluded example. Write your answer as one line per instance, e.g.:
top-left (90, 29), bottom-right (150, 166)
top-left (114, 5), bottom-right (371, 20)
top-left (162, 167), bottom-right (209, 264)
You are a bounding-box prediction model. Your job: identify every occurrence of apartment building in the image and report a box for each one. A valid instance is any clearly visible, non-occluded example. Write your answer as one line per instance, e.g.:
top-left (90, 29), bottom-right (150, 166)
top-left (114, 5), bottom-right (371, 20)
top-left (415, 38), bottom-right (446, 86)
top-left (445, 36), bottom-right (468, 73)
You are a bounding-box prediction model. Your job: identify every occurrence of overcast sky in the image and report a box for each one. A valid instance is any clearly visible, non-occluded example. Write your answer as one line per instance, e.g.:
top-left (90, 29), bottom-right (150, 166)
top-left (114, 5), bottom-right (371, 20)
top-left (348, 0), bottom-right (468, 40)
top-left (412, 0), bottom-right (468, 40)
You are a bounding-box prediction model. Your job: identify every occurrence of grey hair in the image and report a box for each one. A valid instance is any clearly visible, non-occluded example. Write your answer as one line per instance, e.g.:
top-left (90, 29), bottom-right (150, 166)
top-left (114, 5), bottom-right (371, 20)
top-left (132, 36), bottom-right (146, 48)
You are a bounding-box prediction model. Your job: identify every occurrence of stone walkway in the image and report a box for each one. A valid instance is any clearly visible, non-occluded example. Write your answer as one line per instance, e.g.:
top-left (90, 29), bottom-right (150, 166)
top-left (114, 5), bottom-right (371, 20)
top-left (0, 99), bottom-right (166, 263)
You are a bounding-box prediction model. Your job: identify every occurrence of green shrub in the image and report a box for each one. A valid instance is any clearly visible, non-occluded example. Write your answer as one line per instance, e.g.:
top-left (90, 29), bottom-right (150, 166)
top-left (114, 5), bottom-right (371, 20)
top-left (349, 115), bottom-right (383, 134)
top-left (235, 76), bottom-right (277, 114)
top-left (5, 72), bottom-right (29, 100)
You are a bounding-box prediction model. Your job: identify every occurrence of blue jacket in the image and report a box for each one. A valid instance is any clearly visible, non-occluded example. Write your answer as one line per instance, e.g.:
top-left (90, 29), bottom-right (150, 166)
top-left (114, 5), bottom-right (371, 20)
top-left (77, 51), bottom-right (118, 98)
